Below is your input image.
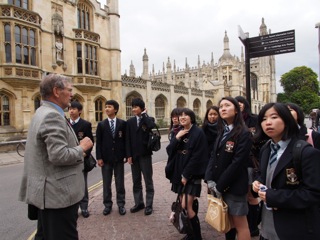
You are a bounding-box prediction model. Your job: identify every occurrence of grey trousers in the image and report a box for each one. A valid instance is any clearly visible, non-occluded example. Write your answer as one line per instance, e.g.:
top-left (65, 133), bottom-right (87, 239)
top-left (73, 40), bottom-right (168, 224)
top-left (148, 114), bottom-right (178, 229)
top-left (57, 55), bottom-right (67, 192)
top-left (131, 155), bottom-right (154, 207)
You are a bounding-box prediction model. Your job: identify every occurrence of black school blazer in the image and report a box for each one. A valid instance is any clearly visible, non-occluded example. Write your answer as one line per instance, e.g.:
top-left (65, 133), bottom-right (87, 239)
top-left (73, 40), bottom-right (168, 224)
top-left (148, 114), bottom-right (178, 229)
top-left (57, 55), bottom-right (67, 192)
top-left (205, 128), bottom-right (252, 195)
top-left (258, 138), bottom-right (320, 240)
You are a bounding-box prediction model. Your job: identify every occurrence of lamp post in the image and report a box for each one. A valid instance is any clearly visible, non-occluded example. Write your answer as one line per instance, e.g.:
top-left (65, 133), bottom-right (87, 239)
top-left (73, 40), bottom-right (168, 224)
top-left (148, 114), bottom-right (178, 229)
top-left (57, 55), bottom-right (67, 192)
top-left (316, 22), bottom-right (320, 82)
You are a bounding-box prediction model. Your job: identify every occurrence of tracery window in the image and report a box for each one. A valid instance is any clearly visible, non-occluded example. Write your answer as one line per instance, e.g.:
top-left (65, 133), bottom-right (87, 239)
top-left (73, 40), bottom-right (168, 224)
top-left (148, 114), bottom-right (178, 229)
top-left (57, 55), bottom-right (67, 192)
top-left (76, 43), bottom-right (98, 75)
top-left (8, 0), bottom-right (29, 9)
top-left (6, 24), bottom-right (37, 65)
top-left (34, 95), bottom-right (41, 111)
top-left (77, 2), bottom-right (91, 30)
top-left (4, 24), bottom-right (12, 63)
top-left (95, 98), bottom-right (104, 122)
top-left (155, 96), bottom-right (165, 120)
top-left (193, 99), bottom-right (201, 116)
top-left (177, 97), bottom-right (186, 108)
top-left (125, 94), bottom-right (141, 120)
top-left (0, 94), bottom-right (10, 126)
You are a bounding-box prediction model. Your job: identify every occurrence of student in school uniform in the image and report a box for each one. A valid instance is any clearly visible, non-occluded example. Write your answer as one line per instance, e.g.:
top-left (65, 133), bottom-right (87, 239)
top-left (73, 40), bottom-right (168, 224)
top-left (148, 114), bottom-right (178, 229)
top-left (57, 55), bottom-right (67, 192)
top-left (205, 97), bottom-right (252, 240)
top-left (69, 101), bottom-right (94, 218)
top-left (252, 102), bottom-right (320, 240)
top-left (96, 100), bottom-right (127, 216)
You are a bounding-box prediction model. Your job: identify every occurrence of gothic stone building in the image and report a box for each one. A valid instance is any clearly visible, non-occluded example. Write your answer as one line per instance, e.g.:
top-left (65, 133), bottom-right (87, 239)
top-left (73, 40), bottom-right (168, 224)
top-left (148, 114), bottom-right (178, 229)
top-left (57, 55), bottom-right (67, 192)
top-left (0, 0), bottom-right (121, 141)
top-left (0, 0), bottom-right (275, 141)
top-left (123, 18), bottom-right (276, 126)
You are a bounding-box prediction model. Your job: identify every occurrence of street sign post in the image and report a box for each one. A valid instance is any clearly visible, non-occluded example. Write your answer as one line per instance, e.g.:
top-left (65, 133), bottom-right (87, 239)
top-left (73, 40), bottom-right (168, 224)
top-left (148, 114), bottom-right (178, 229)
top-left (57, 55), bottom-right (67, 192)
top-left (248, 30), bottom-right (295, 58)
top-left (238, 26), bottom-right (296, 109)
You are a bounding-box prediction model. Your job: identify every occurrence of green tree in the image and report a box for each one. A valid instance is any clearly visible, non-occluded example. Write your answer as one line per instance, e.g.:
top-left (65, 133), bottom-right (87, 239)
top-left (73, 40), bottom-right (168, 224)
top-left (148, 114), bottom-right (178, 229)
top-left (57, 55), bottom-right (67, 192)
top-left (280, 66), bottom-right (319, 94)
top-left (278, 66), bottom-right (320, 112)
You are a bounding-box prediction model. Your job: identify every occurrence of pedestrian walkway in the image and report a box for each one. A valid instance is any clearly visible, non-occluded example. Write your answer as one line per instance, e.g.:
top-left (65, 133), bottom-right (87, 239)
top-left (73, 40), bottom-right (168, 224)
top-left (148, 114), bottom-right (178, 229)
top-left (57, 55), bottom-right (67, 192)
top-left (77, 160), bottom-right (259, 240)
top-left (0, 135), bottom-right (259, 240)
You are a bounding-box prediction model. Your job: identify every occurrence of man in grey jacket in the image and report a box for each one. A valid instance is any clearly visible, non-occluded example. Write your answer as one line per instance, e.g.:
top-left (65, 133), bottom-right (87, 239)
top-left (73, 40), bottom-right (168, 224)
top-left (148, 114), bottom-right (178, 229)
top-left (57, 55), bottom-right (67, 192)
top-left (19, 74), bottom-right (93, 240)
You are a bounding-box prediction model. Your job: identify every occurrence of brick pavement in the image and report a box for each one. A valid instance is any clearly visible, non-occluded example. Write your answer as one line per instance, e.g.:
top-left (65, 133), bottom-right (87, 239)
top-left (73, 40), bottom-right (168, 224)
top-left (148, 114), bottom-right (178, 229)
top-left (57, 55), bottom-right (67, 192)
top-left (77, 160), bottom-right (259, 240)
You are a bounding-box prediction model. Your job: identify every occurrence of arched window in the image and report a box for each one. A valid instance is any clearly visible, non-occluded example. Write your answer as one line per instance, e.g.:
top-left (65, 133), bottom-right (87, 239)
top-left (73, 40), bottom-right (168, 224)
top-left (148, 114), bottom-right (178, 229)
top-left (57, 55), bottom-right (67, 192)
top-left (13, 25), bottom-right (37, 65)
top-left (177, 97), bottom-right (186, 108)
top-left (4, 24), bottom-right (12, 63)
top-left (0, 94), bottom-right (10, 126)
top-left (155, 96), bottom-right (165, 121)
top-left (206, 100), bottom-right (213, 109)
top-left (126, 94), bottom-right (141, 120)
top-left (95, 98), bottom-right (104, 122)
top-left (193, 99), bottom-right (201, 116)
top-left (34, 95), bottom-right (41, 111)
top-left (76, 43), bottom-right (98, 75)
top-left (77, 2), bottom-right (91, 30)
top-left (251, 73), bottom-right (258, 99)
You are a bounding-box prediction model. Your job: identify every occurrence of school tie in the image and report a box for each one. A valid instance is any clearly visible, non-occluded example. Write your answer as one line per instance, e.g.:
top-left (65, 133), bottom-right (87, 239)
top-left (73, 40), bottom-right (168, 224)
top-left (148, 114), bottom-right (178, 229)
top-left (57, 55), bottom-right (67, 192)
top-left (221, 126), bottom-right (230, 142)
top-left (269, 143), bottom-right (280, 166)
top-left (110, 119), bottom-right (115, 137)
top-left (137, 117), bottom-right (141, 127)
top-left (71, 121), bottom-right (75, 125)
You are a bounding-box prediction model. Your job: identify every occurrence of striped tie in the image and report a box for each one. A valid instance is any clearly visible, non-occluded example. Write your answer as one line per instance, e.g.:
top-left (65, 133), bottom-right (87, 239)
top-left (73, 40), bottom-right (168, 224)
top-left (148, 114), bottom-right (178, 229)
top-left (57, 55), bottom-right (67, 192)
top-left (110, 119), bottom-right (115, 137)
top-left (137, 117), bottom-right (141, 127)
top-left (269, 143), bottom-right (280, 166)
top-left (221, 126), bottom-right (230, 142)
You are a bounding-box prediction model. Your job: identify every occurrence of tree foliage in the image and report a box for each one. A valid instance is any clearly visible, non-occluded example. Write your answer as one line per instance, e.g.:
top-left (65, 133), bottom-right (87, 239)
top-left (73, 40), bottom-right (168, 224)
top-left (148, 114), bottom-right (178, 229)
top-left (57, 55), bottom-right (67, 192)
top-left (277, 66), bottom-right (320, 113)
top-left (280, 66), bottom-right (319, 94)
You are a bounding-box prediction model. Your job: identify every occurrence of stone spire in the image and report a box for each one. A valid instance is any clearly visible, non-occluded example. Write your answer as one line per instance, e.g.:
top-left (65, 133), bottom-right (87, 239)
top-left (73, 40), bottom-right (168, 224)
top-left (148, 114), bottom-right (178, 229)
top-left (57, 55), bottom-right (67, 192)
top-left (129, 60), bottom-right (135, 77)
top-left (259, 17), bottom-right (268, 36)
top-left (219, 31), bottom-right (233, 62)
top-left (142, 48), bottom-right (149, 79)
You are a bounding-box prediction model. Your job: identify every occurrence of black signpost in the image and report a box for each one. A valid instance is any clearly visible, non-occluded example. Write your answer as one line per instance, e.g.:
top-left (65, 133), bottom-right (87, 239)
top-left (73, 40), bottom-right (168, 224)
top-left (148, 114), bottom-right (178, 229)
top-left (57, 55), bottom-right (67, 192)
top-left (238, 26), bottom-right (296, 108)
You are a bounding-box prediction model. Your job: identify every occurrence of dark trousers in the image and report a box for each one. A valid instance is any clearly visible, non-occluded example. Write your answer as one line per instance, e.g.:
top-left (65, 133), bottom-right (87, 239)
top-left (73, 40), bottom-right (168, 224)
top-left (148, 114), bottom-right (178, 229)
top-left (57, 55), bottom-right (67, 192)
top-left (131, 155), bottom-right (154, 207)
top-left (79, 171), bottom-right (88, 210)
top-left (102, 160), bottom-right (125, 207)
top-left (34, 202), bottom-right (79, 240)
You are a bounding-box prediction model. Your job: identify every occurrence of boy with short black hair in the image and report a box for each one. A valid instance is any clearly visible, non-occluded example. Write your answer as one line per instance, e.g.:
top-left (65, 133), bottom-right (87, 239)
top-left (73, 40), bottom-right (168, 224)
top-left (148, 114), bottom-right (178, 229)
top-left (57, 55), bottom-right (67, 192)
top-left (96, 100), bottom-right (127, 216)
top-left (126, 98), bottom-right (156, 215)
top-left (69, 101), bottom-right (94, 218)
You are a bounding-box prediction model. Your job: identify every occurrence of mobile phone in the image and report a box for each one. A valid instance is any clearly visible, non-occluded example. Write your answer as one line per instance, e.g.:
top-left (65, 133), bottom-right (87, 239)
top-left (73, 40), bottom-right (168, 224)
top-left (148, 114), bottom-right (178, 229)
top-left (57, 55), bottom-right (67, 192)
top-left (259, 185), bottom-right (267, 192)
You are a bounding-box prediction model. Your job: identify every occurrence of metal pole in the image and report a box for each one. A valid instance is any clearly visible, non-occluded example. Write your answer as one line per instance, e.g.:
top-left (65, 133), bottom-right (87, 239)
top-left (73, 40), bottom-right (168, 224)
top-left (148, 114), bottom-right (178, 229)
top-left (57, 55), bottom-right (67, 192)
top-left (245, 39), bottom-right (251, 109)
top-left (316, 23), bottom-right (320, 82)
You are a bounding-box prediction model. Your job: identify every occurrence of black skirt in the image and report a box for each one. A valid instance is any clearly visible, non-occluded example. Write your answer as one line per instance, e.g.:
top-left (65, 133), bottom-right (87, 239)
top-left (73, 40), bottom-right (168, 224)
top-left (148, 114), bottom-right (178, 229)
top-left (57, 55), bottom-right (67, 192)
top-left (171, 179), bottom-right (202, 197)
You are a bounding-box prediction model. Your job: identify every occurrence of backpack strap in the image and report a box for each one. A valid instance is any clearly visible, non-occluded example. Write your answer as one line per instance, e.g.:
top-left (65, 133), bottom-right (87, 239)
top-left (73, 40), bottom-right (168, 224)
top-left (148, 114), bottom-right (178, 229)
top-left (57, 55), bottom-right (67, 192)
top-left (292, 139), bottom-right (314, 234)
top-left (292, 140), bottom-right (310, 180)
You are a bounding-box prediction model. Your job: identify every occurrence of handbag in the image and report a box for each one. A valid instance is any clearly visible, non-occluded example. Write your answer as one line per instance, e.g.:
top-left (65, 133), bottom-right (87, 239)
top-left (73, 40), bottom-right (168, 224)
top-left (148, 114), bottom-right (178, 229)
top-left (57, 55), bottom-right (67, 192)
top-left (84, 154), bottom-right (96, 172)
top-left (205, 194), bottom-right (231, 233)
top-left (171, 190), bottom-right (193, 234)
top-left (28, 204), bottom-right (38, 220)
top-left (147, 125), bottom-right (161, 151)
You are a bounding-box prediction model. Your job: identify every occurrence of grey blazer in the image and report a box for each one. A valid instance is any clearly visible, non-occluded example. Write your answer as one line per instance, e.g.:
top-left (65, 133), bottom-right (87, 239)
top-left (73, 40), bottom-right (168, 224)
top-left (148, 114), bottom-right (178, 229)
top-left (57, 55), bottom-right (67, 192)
top-left (19, 101), bottom-right (85, 209)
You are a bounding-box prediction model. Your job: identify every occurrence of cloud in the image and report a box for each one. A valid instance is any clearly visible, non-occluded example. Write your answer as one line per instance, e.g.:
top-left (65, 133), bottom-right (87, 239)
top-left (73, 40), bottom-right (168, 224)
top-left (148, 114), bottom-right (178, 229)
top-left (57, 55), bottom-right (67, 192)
top-left (100, 0), bottom-right (320, 92)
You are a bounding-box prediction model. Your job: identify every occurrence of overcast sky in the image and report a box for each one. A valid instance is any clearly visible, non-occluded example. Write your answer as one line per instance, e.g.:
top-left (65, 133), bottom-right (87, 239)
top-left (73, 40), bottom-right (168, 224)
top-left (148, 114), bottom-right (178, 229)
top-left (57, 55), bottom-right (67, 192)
top-left (100, 0), bottom-right (320, 93)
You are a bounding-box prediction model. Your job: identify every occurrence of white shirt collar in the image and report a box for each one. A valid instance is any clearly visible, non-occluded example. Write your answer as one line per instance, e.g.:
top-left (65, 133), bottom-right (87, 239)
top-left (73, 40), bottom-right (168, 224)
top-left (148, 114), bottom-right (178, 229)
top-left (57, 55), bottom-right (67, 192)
top-left (70, 117), bottom-right (80, 124)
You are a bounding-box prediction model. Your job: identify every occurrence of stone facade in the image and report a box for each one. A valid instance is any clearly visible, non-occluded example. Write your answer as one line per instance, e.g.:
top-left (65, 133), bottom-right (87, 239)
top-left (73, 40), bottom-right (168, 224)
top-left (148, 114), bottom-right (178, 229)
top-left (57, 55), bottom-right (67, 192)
top-left (0, 0), bottom-right (275, 141)
top-left (0, 0), bottom-right (121, 141)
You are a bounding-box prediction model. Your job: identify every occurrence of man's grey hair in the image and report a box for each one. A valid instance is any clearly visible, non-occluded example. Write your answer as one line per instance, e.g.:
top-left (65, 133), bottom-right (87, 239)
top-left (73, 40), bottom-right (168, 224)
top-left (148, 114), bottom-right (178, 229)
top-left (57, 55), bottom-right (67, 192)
top-left (40, 74), bottom-right (72, 99)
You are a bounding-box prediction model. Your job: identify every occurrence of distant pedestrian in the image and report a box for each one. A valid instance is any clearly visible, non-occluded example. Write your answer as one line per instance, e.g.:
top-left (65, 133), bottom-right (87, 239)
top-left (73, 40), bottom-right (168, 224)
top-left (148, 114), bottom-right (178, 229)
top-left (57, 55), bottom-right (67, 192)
top-left (168, 107), bottom-right (182, 141)
top-left (202, 106), bottom-right (219, 157)
top-left (287, 103), bottom-right (320, 149)
top-left (96, 100), bottom-right (127, 216)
